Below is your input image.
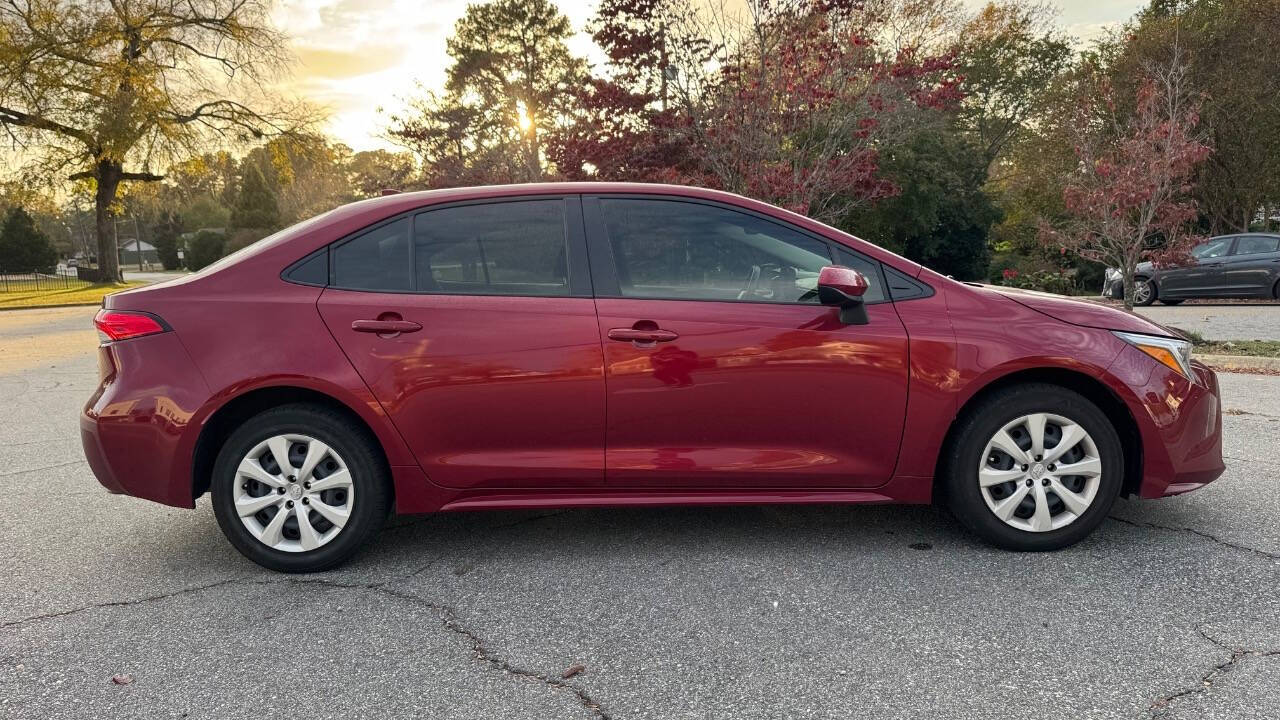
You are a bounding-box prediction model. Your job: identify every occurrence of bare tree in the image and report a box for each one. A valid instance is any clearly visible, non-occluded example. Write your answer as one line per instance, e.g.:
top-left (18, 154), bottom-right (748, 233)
top-left (0, 0), bottom-right (311, 281)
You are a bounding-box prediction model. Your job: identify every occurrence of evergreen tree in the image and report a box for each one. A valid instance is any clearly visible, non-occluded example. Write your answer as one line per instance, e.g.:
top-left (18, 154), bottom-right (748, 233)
top-left (230, 164), bottom-right (281, 230)
top-left (151, 212), bottom-right (183, 270)
top-left (0, 206), bottom-right (58, 273)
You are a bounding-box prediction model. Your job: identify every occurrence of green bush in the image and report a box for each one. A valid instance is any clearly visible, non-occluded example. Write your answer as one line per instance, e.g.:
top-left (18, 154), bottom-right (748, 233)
top-left (998, 267), bottom-right (1079, 295)
top-left (185, 230), bottom-right (226, 271)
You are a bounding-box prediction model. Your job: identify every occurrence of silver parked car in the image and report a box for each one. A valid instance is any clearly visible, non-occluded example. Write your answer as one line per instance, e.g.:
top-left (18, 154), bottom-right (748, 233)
top-left (1102, 234), bottom-right (1280, 305)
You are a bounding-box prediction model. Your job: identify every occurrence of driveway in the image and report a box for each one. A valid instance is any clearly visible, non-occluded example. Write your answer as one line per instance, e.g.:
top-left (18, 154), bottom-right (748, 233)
top-left (2, 306), bottom-right (1278, 719)
top-left (1136, 303), bottom-right (1280, 341)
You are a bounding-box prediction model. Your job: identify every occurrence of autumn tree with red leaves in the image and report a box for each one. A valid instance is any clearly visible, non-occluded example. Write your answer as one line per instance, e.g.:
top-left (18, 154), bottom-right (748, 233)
top-left (1040, 48), bottom-right (1211, 309)
top-left (551, 0), bottom-right (963, 222)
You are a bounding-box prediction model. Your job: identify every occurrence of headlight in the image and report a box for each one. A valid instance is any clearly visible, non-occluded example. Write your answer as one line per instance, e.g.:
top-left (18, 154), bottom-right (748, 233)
top-left (1113, 331), bottom-right (1195, 381)
top-left (1105, 268), bottom-right (1121, 281)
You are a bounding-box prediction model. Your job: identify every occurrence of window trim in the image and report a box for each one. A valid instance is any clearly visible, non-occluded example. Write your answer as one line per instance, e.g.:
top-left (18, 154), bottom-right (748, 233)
top-left (582, 194), bottom-right (896, 307)
top-left (310, 194), bottom-right (591, 298)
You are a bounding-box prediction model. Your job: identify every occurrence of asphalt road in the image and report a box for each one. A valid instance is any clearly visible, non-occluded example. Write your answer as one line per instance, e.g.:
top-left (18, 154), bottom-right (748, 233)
top-left (1136, 303), bottom-right (1280, 341)
top-left (2, 306), bottom-right (1278, 720)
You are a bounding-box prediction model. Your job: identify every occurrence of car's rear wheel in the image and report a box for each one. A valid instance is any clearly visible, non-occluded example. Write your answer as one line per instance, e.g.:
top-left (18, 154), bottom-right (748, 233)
top-left (211, 404), bottom-right (390, 572)
top-left (1132, 279), bottom-right (1157, 306)
top-left (943, 384), bottom-right (1123, 551)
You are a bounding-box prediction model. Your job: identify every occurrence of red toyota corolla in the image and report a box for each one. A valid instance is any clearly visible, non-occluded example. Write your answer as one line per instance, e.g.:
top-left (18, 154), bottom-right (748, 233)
top-left (81, 183), bottom-right (1225, 572)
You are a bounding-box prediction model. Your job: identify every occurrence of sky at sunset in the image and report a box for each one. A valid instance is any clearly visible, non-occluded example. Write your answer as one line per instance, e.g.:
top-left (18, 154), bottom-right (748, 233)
top-left (276, 0), bottom-right (1147, 152)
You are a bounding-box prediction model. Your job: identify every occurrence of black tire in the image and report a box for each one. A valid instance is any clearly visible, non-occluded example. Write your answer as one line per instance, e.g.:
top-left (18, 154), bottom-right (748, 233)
top-left (1159, 298), bottom-right (1184, 305)
top-left (942, 384), bottom-right (1123, 552)
top-left (1133, 278), bottom-right (1157, 306)
top-left (211, 404), bottom-right (390, 572)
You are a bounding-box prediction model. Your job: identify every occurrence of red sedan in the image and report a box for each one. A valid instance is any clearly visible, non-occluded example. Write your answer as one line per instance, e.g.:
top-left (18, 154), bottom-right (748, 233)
top-left (81, 183), bottom-right (1225, 572)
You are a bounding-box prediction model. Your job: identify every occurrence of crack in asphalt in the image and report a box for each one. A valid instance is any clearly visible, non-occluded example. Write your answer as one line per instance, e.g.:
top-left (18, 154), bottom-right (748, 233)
top-left (1148, 626), bottom-right (1280, 717)
top-left (1108, 515), bottom-right (1280, 560)
top-left (2, 549), bottom-right (609, 719)
top-left (372, 583), bottom-right (611, 720)
top-left (0, 459), bottom-right (86, 478)
top-left (1224, 454), bottom-right (1280, 468)
top-left (0, 576), bottom-right (252, 629)
top-left (1223, 408), bottom-right (1280, 419)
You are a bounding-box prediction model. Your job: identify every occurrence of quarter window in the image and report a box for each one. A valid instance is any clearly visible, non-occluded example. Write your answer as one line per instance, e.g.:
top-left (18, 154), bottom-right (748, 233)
top-left (414, 201), bottom-right (569, 296)
top-left (600, 199), bottom-right (854, 304)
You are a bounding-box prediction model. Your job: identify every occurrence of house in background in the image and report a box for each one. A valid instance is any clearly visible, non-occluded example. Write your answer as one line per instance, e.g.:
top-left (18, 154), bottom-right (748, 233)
top-left (118, 238), bottom-right (159, 268)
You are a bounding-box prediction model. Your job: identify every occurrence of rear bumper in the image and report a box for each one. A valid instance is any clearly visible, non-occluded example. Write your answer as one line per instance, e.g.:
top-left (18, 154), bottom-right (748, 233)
top-left (1107, 348), bottom-right (1224, 498)
top-left (80, 334), bottom-right (211, 508)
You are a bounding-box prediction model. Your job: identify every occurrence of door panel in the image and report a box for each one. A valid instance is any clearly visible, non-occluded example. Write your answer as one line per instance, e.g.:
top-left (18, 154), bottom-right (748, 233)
top-left (1164, 237), bottom-right (1234, 295)
top-left (319, 290), bottom-right (605, 489)
top-left (316, 196), bottom-right (605, 491)
top-left (596, 299), bottom-right (908, 488)
top-left (1223, 235), bottom-right (1280, 295)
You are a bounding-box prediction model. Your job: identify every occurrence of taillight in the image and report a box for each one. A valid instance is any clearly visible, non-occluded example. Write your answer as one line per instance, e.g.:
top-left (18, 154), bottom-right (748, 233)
top-left (94, 309), bottom-right (169, 342)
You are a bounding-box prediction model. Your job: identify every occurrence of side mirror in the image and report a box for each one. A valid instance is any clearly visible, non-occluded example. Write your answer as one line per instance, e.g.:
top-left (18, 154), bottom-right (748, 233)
top-left (817, 265), bottom-right (870, 325)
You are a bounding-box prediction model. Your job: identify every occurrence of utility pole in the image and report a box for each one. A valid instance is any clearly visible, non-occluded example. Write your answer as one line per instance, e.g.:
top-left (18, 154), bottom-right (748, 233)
top-left (659, 22), bottom-right (668, 113)
top-left (133, 214), bottom-right (143, 272)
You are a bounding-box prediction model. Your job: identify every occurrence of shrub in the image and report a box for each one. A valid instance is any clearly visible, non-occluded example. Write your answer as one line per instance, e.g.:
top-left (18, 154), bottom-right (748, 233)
top-left (185, 230), bottom-right (226, 271)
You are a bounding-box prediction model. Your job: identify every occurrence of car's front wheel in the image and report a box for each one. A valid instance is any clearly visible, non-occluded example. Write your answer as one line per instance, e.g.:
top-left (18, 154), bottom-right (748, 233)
top-left (211, 404), bottom-right (390, 572)
top-left (943, 384), bottom-right (1123, 551)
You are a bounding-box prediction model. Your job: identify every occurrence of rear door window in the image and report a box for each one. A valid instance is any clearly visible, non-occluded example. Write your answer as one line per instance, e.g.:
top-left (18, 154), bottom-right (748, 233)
top-left (1231, 236), bottom-right (1280, 255)
top-left (331, 218), bottom-right (412, 291)
top-left (414, 201), bottom-right (569, 296)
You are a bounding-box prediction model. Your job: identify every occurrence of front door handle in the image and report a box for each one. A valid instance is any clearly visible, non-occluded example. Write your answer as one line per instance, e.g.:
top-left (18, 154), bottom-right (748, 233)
top-left (608, 327), bottom-right (678, 344)
top-left (352, 314), bottom-right (421, 337)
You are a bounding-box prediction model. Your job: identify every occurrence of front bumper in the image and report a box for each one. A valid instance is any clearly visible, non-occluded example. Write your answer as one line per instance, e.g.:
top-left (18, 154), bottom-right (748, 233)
top-left (1107, 346), bottom-right (1224, 498)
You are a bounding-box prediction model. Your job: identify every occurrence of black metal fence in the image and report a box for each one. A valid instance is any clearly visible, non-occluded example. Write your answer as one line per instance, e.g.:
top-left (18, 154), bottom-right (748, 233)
top-left (0, 270), bottom-right (94, 293)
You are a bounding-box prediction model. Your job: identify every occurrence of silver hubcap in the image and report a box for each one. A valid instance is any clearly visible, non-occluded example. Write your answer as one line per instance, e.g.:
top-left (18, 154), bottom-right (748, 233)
top-left (234, 434), bottom-right (355, 552)
top-left (1134, 282), bottom-right (1152, 303)
top-left (978, 413), bottom-right (1102, 533)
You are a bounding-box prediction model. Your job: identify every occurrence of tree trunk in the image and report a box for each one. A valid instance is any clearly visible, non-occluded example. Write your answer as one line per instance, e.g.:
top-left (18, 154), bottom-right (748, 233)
top-left (1121, 267), bottom-right (1134, 312)
top-left (94, 160), bottom-right (123, 284)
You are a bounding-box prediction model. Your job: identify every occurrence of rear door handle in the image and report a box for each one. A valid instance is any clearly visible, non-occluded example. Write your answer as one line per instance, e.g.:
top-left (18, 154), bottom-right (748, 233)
top-left (352, 317), bottom-right (421, 336)
top-left (607, 328), bottom-right (678, 343)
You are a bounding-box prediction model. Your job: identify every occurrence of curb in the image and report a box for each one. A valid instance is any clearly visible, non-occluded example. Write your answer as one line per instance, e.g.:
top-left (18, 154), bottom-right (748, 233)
top-left (1198, 353), bottom-right (1280, 373)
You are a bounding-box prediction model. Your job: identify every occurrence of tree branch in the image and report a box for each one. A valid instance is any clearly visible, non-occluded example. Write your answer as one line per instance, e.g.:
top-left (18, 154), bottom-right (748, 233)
top-left (0, 104), bottom-right (95, 148)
